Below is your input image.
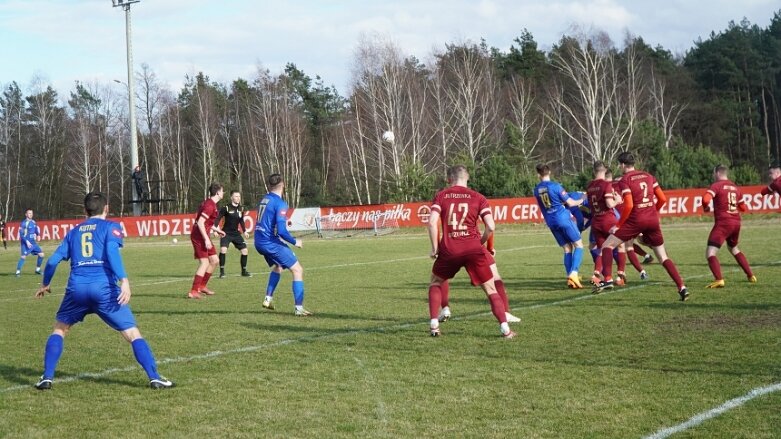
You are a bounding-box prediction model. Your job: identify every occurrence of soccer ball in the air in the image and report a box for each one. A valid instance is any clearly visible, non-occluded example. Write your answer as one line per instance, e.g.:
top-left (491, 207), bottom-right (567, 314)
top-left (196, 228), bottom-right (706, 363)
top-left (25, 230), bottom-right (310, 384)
top-left (172, 238), bottom-right (178, 244)
top-left (382, 130), bottom-right (395, 144)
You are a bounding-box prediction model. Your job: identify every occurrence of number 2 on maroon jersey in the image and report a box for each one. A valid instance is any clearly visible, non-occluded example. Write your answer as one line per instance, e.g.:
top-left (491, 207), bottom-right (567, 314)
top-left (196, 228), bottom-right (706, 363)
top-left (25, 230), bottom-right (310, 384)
top-left (447, 203), bottom-right (468, 230)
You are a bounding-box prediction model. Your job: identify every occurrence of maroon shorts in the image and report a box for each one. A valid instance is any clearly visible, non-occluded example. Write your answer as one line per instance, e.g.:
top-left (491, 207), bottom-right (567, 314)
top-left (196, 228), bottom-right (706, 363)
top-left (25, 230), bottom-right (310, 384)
top-left (591, 215), bottom-right (618, 248)
top-left (614, 216), bottom-right (664, 247)
top-left (433, 250), bottom-right (493, 286)
top-left (707, 222), bottom-right (740, 248)
top-left (191, 234), bottom-right (217, 259)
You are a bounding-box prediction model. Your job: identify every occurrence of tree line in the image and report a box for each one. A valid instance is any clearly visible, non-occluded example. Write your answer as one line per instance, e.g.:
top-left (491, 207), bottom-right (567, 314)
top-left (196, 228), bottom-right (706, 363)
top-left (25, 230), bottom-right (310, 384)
top-left (1, 12), bottom-right (779, 219)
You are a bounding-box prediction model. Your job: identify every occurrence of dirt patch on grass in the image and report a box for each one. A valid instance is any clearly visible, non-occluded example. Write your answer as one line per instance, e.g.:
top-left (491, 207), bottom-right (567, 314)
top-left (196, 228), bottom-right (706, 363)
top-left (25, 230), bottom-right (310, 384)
top-left (663, 311), bottom-right (781, 331)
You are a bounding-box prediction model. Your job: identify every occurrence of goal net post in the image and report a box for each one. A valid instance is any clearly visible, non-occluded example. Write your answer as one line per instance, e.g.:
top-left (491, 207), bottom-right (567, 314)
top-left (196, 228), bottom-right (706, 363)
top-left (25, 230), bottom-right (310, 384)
top-left (316, 211), bottom-right (399, 238)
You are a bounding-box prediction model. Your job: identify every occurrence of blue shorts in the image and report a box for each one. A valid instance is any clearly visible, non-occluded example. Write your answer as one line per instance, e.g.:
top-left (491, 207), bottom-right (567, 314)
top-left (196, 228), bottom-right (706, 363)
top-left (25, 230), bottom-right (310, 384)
top-left (21, 240), bottom-right (43, 256)
top-left (255, 242), bottom-right (298, 269)
top-left (548, 221), bottom-right (582, 247)
top-left (56, 282), bottom-right (137, 331)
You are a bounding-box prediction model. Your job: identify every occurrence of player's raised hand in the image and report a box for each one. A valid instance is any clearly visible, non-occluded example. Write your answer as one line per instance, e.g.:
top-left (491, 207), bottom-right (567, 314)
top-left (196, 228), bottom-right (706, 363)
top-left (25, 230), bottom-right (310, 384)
top-left (35, 285), bottom-right (50, 299)
top-left (117, 279), bottom-right (132, 305)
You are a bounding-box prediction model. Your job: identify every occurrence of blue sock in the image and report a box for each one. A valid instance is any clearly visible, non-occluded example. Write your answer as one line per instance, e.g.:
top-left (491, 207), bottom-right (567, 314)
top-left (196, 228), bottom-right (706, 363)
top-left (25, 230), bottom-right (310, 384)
top-left (43, 334), bottom-right (64, 379)
top-left (16, 258), bottom-right (25, 272)
top-left (292, 280), bottom-right (304, 306)
top-left (572, 247), bottom-right (584, 274)
top-left (37, 256), bottom-right (44, 269)
top-left (563, 252), bottom-right (573, 275)
top-left (131, 339), bottom-right (160, 380)
top-left (266, 271), bottom-right (281, 297)
top-left (590, 247), bottom-right (600, 262)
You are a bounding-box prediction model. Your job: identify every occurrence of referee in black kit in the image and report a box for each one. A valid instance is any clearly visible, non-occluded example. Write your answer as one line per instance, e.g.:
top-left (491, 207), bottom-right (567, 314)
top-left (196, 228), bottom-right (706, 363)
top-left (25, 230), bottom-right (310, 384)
top-left (218, 190), bottom-right (252, 278)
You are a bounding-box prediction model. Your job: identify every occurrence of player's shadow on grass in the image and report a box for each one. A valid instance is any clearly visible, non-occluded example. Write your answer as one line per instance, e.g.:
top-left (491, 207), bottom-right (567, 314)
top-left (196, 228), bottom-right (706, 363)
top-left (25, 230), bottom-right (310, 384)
top-left (133, 273), bottom-right (193, 279)
top-left (648, 302), bottom-right (781, 311)
top-left (0, 364), bottom-right (149, 390)
top-left (403, 279), bottom-right (567, 292)
top-left (240, 321), bottom-right (359, 335)
top-left (497, 355), bottom-right (766, 378)
top-left (0, 364), bottom-right (42, 387)
top-left (135, 309), bottom-right (262, 316)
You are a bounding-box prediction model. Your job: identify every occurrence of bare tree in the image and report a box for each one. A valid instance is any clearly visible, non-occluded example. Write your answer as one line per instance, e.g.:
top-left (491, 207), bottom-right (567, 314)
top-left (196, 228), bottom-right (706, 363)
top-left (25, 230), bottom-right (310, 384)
top-left (0, 82), bottom-right (25, 217)
top-left (507, 76), bottom-right (549, 168)
top-left (547, 29), bottom-right (642, 166)
top-left (436, 42), bottom-right (501, 163)
top-left (649, 68), bottom-right (687, 149)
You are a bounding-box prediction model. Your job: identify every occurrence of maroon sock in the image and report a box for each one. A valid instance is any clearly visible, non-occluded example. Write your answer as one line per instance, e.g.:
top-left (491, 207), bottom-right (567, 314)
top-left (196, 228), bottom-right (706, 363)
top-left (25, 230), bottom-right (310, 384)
top-left (440, 281), bottom-right (450, 308)
top-left (601, 248), bottom-right (614, 280)
top-left (617, 252), bottom-right (627, 273)
top-left (627, 250), bottom-right (643, 272)
top-left (488, 293), bottom-right (507, 323)
top-left (633, 244), bottom-right (647, 257)
top-left (202, 272), bottom-right (212, 286)
top-left (733, 252), bottom-right (753, 277)
top-left (495, 280), bottom-right (510, 311)
top-left (662, 259), bottom-right (684, 289)
top-left (428, 285), bottom-right (442, 320)
top-left (191, 275), bottom-right (204, 292)
top-left (707, 255), bottom-right (722, 280)
top-left (593, 254), bottom-right (602, 274)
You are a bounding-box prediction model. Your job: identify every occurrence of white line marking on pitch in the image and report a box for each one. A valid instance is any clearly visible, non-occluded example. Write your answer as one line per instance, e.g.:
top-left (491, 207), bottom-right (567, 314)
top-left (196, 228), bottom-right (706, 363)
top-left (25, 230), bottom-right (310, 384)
top-left (642, 382), bottom-right (781, 439)
top-left (4, 259), bottom-right (775, 394)
top-left (0, 288), bottom-right (595, 394)
top-left (0, 254), bottom-right (781, 439)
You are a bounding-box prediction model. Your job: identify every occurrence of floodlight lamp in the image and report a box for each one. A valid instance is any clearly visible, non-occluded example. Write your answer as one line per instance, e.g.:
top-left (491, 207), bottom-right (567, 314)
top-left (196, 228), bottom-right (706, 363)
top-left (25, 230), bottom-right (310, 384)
top-left (112, 0), bottom-right (140, 7)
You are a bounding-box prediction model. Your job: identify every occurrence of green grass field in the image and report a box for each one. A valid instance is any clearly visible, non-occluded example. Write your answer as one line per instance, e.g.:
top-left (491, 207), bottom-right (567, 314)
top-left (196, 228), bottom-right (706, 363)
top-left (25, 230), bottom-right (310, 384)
top-left (1, 220), bottom-right (779, 438)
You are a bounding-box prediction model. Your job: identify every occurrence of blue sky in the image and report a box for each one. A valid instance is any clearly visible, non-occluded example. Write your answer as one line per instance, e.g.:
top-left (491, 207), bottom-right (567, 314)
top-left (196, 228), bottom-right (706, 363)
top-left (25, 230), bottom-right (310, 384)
top-left (0, 0), bottom-right (778, 97)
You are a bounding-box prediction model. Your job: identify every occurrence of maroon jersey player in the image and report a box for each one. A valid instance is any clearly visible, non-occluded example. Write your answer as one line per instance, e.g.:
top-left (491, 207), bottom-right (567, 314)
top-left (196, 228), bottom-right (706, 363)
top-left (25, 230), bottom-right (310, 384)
top-left (426, 165), bottom-right (515, 338)
top-left (702, 165), bottom-right (755, 288)
top-left (188, 182), bottom-right (226, 299)
top-left (760, 163), bottom-right (781, 198)
top-left (596, 151), bottom-right (688, 301)
top-left (586, 161), bottom-right (625, 285)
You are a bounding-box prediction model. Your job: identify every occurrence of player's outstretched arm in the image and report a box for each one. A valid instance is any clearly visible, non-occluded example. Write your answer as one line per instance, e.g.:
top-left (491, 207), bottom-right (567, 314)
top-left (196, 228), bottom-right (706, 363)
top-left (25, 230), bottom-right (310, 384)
top-left (480, 213), bottom-right (496, 245)
top-left (275, 216), bottom-right (299, 247)
top-left (37, 242), bottom-right (68, 296)
top-left (117, 279), bottom-right (131, 305)
top-left (702, 192), bottom-right (713, 212)
top-left (427, 210), bottom-right (440, 258)
top-left (106, 239), bottom-right (130, 305)
top-left (35, 285), bottom-right (51, 299)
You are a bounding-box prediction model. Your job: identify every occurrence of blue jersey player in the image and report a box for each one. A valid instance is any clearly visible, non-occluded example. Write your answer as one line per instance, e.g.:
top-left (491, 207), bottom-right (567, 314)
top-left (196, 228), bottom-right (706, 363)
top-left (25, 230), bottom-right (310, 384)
top-left (33, 192), bottom-right (173, 390)
top-left (16, 208), bottom-right (45, 276)
top-left (533, 164), bottom-right (585, 288)
top-left (255, 173), bottom-right (311, 316)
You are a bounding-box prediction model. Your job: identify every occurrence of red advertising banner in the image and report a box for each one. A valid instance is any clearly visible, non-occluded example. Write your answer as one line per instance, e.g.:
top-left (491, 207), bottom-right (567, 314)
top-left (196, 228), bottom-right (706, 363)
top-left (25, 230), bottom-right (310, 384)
top-left (3, 186), bottom-right (779, 240)
top-left (315, 185), bottom-right (781, 228)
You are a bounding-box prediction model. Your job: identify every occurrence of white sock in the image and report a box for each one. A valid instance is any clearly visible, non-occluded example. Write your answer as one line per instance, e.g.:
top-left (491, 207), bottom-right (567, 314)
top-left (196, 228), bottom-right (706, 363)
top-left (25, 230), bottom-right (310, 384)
top-left (264, 295), bottom-right (272, 302)
top-left (441, 306), bottom-right (450, 315)
top-left (500, 322), bottom-right (510, 334)
top-left (430, 319), bottom-right (439, 329)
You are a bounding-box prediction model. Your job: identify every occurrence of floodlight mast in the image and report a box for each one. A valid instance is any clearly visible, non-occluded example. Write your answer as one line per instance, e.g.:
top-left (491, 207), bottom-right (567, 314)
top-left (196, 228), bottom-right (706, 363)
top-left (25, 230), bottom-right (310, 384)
top-left (113, 0), bottom-right (141, 216)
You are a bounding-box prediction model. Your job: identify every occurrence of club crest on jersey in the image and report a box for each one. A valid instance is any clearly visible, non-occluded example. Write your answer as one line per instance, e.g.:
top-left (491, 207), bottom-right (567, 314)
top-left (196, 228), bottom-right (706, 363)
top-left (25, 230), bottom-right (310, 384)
top-left (112, 229), bottom-right (122, 238)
